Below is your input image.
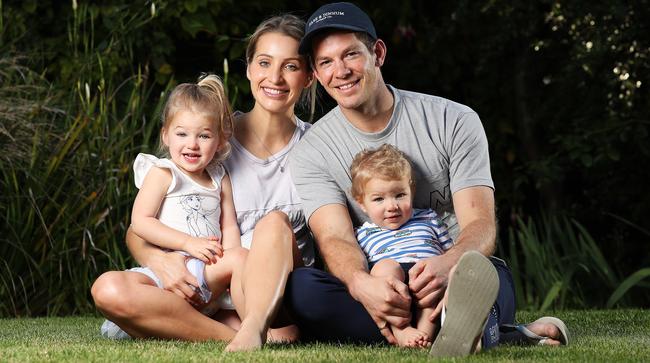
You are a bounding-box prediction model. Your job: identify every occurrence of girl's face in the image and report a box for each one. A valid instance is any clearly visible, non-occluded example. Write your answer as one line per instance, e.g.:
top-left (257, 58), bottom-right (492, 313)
top-left (247, 32), bottom-right (312, 115)
top-left (162, 109), bottom-right (221, 181)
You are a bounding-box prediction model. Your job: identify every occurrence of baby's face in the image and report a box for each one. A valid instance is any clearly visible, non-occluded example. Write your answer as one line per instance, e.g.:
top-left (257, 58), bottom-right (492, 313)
top-left (359, 176), bottom-right (413, 230)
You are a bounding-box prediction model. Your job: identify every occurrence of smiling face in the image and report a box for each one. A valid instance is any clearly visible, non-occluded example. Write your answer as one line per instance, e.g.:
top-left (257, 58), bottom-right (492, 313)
top-left (311, 31), bottom-right (385, 112)
top-left (358, 176), bottom-right (413, 230)
top-left (247, 32), bottom-right (312, 115)
top-left (162, 109), bottom-right (221, 182)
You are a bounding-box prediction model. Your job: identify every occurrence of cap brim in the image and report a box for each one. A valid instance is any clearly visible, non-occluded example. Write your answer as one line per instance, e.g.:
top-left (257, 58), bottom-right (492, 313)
top-left (299, 24), bottom-right (375, 54)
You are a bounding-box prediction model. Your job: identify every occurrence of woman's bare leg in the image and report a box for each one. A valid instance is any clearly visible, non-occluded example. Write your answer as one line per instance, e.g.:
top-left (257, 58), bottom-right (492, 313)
top-left (225, 211), bottom-right (302, 351)
top-left (213, 310), bottom-right (241, 330)
top-left (92, 271), bottom-right (236, 341)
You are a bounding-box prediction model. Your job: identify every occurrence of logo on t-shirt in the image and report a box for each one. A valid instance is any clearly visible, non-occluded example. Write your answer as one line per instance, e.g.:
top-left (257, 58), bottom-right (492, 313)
top-left (394, 229), bottom-right (411, 238)
top-left (429, 184), bottom-right (451, 210)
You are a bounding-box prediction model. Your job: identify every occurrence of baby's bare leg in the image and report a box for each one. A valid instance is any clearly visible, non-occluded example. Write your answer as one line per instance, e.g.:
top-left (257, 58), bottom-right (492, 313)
top-left (415, 306), bottom-right (435, 348)
top-left (371, 259), bottom-right (429, 348)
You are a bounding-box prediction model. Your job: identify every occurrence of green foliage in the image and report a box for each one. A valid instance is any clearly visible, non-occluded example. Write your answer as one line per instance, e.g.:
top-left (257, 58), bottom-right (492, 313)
top-left (502, 213), bottom-right (649, 310)
top-left (0, 52), bottom-right (166, 316)
top-left (0, 2), bottom-right (170, 316)
top-left (607, 268), bottom-right (650, 308)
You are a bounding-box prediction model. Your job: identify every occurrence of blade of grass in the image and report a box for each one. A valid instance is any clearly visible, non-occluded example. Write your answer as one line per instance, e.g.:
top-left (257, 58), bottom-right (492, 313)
top-left (607, 267), bottom-right (650, 308)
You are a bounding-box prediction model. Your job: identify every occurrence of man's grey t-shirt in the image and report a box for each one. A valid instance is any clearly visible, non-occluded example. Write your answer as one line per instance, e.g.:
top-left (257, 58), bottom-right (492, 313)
top-left (289, 86), bottom-right (493, 240)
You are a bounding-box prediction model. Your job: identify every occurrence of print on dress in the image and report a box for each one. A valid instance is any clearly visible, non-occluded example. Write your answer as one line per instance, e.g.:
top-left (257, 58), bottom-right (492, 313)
top-left (180, 194), bottom-right (219, 237)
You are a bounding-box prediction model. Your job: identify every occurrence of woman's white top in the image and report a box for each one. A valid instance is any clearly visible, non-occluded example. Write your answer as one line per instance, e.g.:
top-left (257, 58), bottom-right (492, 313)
top-left (223, 117), bottom-right (314, 266)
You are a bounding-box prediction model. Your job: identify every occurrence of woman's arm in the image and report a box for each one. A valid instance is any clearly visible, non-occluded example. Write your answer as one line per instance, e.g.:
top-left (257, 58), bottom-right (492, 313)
top-left (219, 174), bottom-right (241, 250)
top-left (125, 227), bottom-right (202, 303)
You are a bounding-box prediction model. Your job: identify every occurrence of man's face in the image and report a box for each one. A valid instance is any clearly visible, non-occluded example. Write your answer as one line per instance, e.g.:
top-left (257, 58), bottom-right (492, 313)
top-left (311, 32), bottom-right (384, 112)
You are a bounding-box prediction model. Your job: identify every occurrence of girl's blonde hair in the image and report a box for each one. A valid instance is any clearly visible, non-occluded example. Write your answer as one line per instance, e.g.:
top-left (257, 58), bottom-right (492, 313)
top-left (350, 144), bottom-right (415, 201)
top-left (246, 14), bottom-right (316, 121)
top-left (159, 74), bottom-right (233, 161)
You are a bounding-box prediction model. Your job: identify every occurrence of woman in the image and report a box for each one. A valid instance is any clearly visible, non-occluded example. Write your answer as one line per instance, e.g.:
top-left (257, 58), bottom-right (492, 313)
top-left (91, 14), bottom-right (314, 350)
top-left (221, 14), bottom-right (315, 351)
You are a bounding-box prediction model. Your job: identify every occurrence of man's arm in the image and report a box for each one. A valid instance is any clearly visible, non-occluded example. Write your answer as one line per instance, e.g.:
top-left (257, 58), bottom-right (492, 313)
top-left (309, 204), bottom-right (412, 342)
top-left (408, 186), bottom-right (496, 307)
top-left (126, 227), bottom-right (202, 304)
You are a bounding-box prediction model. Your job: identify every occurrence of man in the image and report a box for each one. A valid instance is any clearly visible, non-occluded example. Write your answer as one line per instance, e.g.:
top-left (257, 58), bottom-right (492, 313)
top-left (286, 2), bottom-right (567, 356)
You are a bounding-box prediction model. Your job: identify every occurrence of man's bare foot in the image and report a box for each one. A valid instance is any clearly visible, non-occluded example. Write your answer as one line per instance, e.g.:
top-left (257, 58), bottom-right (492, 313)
top-left (500, 316), bottom-right (569, 346)
top-left (224, 318), bottom-right (265, 352)
top-left (524, 321), bottom-right (563, 346)
top-left (393, 326), bottom-right (430, 348)
top-left (266, 325), bottom-right (299, 344)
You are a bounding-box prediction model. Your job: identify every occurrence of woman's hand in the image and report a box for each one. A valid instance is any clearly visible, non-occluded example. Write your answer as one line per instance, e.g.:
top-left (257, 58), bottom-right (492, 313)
top-left (147, 251), bottom-right (203, 306)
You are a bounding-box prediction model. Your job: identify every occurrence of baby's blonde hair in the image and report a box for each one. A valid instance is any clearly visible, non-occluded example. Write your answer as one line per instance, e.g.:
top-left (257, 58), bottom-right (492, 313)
top-left (159, 74), bottom-right (233, 161)
top-left (350, 144), bottom-right (415, 201)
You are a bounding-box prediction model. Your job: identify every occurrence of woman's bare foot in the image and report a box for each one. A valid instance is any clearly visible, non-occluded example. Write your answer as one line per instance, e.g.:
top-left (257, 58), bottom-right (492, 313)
top-left (393, 326), bottom-right (430, 348)
top-left (224, 317), bottom-right (265, 352)
top-left (266, 325), bottom-right (299, 344)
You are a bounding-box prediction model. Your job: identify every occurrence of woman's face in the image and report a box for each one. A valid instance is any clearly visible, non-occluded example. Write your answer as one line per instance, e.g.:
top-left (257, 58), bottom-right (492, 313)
top-left (247, 32), bottom-right (312, 115)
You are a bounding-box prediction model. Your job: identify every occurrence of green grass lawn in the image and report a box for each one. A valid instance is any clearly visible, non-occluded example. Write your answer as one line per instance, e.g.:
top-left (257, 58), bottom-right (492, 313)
top-left (1, 310), bottom-right (648, 362)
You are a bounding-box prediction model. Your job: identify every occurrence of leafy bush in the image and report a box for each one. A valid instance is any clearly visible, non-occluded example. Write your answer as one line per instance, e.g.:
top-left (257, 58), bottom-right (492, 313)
top-left (501, 213), bottom-right (649, 310)
top-left (0, 2), bottom-right (168, 315)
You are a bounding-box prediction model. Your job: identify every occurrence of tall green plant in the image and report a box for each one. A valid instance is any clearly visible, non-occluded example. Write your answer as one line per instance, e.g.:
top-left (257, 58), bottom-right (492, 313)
top-left (501, 213), bottom-right (650, 310)
top-left (0, 4), bottom-right (167, 317)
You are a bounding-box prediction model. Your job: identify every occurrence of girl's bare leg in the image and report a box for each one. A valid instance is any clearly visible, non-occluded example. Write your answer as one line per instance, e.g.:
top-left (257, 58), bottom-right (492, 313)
top-left (225, 211), bottom-right (302, 351)
top-left (372, 259), bottom-right (429, 348)
top-left (204, 247), bottom-right (248, 311)
top-left (91, 271), bottom-right (236, 341)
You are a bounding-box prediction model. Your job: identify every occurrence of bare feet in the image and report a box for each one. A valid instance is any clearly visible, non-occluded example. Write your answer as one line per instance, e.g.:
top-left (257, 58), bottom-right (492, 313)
top-left (224, 318), bottom-right (265, 352)
top-left (524, 321), bottom-right (563, 346)
top-left (266, 325), bottom-right (299, 344)
top-left (393, 326), bottom-right (431, 348)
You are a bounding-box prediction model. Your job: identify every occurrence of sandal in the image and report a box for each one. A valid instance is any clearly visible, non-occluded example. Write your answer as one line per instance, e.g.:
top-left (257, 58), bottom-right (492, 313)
top-left (500, 316), bottom-right (569, 346)
top-left (429, 251), bottom-right (499, 357)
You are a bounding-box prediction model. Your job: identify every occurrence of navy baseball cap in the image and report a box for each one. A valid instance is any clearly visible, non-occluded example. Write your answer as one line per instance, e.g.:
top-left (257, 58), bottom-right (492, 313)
top-left (299, 2), bottom-right (377, 54)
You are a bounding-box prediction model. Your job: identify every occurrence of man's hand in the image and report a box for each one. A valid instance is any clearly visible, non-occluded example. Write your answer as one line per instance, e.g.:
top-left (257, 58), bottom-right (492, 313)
top-left (350, 272), bottom-right (412, 344)
top-left (408, 254), bottom-right (456, 308)
top-left (147, 251), bottom-right (202, 306)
